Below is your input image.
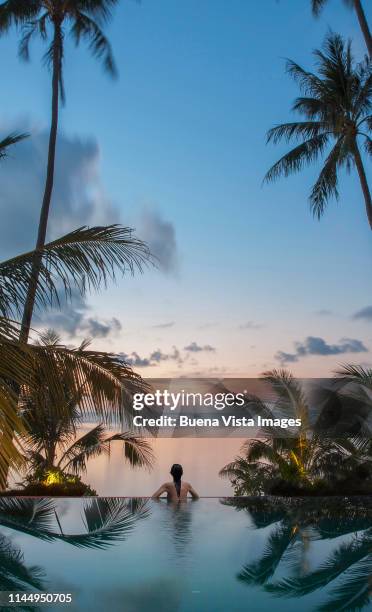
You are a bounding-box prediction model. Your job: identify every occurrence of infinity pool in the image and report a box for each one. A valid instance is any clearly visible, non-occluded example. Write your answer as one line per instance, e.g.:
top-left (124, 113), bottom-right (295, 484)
top-left (0, 497), bottom-right (370, 611)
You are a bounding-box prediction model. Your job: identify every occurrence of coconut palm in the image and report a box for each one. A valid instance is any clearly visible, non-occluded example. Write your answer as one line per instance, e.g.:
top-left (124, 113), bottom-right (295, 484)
top-left (20, 330), bottom-right (154, 483)
top-left (264, 33), bottom-right (372, 229)
top-left (0, 224), bottom-right (151, 487)
top-left (311, 0), bottom-right (372, 58)
top-left (0, 0), bottom-right (119, 341)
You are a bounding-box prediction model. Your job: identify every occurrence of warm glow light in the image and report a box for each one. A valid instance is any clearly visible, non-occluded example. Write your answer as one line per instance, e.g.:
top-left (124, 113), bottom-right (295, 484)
top-left (43, 470), bottom-right (63, 486)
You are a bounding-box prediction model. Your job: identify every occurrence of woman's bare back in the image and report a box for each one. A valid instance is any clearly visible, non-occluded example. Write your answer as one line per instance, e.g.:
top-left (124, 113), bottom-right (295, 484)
top-left (152, 481), bottom-right (199, 501)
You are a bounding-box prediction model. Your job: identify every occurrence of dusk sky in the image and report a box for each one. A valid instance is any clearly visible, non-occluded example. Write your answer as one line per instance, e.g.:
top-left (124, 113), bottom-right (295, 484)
top-left (1, 0), bottom-right (371, 377)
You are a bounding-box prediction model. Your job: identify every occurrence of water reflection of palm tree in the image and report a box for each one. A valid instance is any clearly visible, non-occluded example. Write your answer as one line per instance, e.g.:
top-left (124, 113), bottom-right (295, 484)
top-left (224, 499), bottom-right (372, 611)
top-left (0, 497), bottom-right (150, 549)
top-left (0, 533), bottom-right (45, 610)
top-left (0, 498), bottom-right (151, 609)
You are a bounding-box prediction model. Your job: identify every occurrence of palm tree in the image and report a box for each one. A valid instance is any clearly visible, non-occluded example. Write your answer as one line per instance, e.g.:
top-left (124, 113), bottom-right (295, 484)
top-left (0, 0), bottom-right (119, 341)
top-left (220, 369), bottom-right (372, 495)
top-left (312, 0), bottom-right (372, 58)
top-left (264, 33), bottom-right (372, 229)
top-left (20, 330), bottom-right (154, 485)
top-left (0, 224), bottom-right (151, 487)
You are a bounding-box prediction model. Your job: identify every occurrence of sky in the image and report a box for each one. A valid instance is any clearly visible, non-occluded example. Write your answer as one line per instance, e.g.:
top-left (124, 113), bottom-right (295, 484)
top-left (0, 0), bottom-right (372, 378)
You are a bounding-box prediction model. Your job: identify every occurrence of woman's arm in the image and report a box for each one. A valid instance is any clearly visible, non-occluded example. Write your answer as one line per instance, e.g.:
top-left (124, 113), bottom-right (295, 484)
top-left (188, 484), bottom-right (199, 499)
top-left (151, 484), bottom-right (167, 499)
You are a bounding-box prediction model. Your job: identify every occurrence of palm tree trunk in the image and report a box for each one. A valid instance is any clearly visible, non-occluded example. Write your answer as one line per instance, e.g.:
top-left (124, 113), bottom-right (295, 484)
top-left (353, 141), bottom-right (372, 230)
top-left (0, 25), bottom-right (62, 491)
top-left (19, 23), bottom-right (62, 344)
top-left (353, 0), bottom-right (372, 58)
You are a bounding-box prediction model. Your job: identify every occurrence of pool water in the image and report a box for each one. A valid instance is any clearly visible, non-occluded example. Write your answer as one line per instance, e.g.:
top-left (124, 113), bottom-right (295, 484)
top-left (0, 497), bottom-right (371, 611)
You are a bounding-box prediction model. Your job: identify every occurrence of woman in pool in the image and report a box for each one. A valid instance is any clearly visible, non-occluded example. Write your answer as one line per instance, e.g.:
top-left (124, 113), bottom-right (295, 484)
top-left (152, 464), bottom-right (199, 501)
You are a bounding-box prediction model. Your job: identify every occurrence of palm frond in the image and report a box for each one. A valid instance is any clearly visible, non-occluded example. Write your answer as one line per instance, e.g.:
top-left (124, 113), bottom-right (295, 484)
top-left (18, 14), bottom-right (48, 61)
top-left (266, 122), bottom-right (327, 144)
top-left (0, 225), bottom-right (152, 318)
top-left (0, 1), bottom-right (41, 33)
top-left (262, 369), bottom-right (309, 424)
top-left (0, 533), bottom-right (45, 593)
top-left (108, 432), bottom-right (154, 470)
top-left (0, 132), bottom-right (28, 159)
top-left (70, 10), bottom-right (117, 76)
top-left (266, 532), bottom-right (372, 597)
top-left (59, 423), bottom-right (108, 473)
top-left (0, 498), bottom-right (57, 541)
top-left (58, 497), bottom-right (150, 549)
top-left (317, 556), bottom-right (372, 611)
top-left (310, 138), bottom-right (344, 218)
top-left (75, 0), bottom-right (120, 24)
top-left (264, 133), bottom-right (329, 183)
top-left (238, 524), bottom-right (296, 585)
top-left (335, 364), bottom-right (372, 390)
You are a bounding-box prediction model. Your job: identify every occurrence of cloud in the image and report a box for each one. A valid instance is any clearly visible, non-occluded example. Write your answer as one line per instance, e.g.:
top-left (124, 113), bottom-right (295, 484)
top-left (36, 288), bottom-right (122, 339)
top-left (275, 336), bottom-right (368, 365)
top-left (136, 209), bottom-right (178, 275)
top-left (0, 125), bottom-right (119, 259)
top-left (239, 321), bottom-right (263, 330)
top-left (152, 322), bottom-right (175, 329)
top-left (119, 346), bottom-right (183, 368)
top-left (352, 306), bottom-right (372, 321)
top-left (0, 125), bottom-right (179, 340)
top-left (184, 341), bottom-right (216, 353)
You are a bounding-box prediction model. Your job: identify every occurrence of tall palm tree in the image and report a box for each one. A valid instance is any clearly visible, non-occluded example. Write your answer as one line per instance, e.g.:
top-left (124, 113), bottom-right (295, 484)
top-left (312, 0), bottom-right (372, 58)
top-left (264, 33), bottom-right (372, 229)
top-left (0, 0), bottom-right (119, 342)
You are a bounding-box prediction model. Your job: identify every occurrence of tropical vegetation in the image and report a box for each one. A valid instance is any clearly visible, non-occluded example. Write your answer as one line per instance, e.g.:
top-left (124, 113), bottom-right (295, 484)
top-left (16, 330), bottom-right (154, 495)
top-left (0, 224), bottom-right (152, 490)
top-left (224, 497), bottom-right (372, 611)
top-left (264, 33), bottom-right (372, 229)
top-left (220, 369), bottom-right (372, 496)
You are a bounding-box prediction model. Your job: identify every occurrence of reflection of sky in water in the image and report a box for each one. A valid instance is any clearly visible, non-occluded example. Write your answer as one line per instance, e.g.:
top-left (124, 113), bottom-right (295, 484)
top-left (1, 499), bottom-right (371, 612)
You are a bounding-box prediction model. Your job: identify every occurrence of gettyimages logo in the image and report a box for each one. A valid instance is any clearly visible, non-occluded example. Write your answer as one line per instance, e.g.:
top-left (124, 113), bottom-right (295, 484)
top-left (132, 389), bottom-right (246, 411)
top-left (130, 379), bottom-right (305, 437)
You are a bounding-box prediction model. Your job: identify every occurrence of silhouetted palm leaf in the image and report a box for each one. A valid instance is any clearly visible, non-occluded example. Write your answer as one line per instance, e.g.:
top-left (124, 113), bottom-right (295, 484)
top-left (58, 498), bottom-right (150, 549)
top-left (0, 132), bottom-right (28, 159)
top-left (0, 533), bottom-right (45, 604)
top-left (238, 523), bottom-right (297, 585)
top-left (266, 530), bottom-right (372, 596)
top-left (0, 225), bottom-right (152, 318)
top-left (317, 556), bottom-right (372, 611)
top-left (0, 498), bottom-right (56, 540)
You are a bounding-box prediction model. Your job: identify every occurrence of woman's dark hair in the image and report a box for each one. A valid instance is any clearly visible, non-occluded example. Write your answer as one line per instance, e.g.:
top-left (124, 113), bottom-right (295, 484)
top-left (170, 464), bottom-right (183, 497)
